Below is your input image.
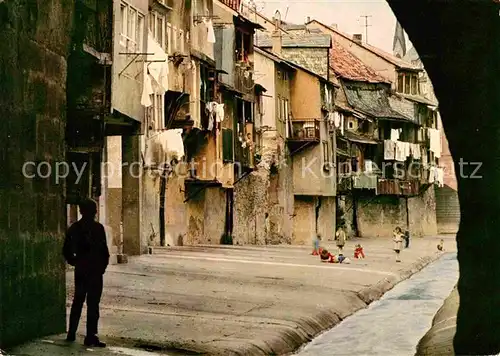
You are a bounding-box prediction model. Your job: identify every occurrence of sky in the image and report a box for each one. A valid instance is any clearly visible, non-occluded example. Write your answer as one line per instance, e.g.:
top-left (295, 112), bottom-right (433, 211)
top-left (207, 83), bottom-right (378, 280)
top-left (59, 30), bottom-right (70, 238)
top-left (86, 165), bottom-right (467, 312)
top-left (255, 0), bottom-right (413, 54)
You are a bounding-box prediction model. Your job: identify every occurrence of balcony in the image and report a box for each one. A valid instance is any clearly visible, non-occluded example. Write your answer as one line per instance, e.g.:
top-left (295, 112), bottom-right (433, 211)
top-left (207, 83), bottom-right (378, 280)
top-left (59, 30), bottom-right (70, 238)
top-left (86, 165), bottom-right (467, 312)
top-left (75, 0), bottom-right (112, 57)
top-left (337, 174), bottom-right (353, 194)
top-left (352, 172), bottom-right (378, 190)
top-left (234, 63), bottom-right (254, 96)
top-left (286, 119), bottom-right (321, 155)
top-left (377, 178), bottom-right (420, 196)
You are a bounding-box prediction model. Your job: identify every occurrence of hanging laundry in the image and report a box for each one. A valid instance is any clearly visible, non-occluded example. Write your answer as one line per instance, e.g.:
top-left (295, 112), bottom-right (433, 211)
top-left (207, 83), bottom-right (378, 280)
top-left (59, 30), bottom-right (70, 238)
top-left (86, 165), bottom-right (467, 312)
top-left (428, 128), bottom-right (441, 158)
top-left (215, 103), bottom-right (225, 122)
top-left (436, 168), bottom-right (445, 187)
top-left (365, 160), bottom-right (374, 173)
top-left (205, 19), bottom-right (216, 44)
top-left (147, 32), bottom-right (169, 92)
top-left (141, 66), bottom-right (154, 107)
top-left (334, 112), bottom-right (341, 128)
top-left (411, 143), bottom-right (421, 160)
top-left (401, 142), bottom-right (411, 159)
top-left (428, 166), bottom-right (436, 184)
top-left (395, 141), bottom-right (406, 162)
top-left (390, 129), bottom-right (401, 142)
top-left (384, 140), bottom-right (396, 160)
top-left (159, 129), bottom-right (185, 162)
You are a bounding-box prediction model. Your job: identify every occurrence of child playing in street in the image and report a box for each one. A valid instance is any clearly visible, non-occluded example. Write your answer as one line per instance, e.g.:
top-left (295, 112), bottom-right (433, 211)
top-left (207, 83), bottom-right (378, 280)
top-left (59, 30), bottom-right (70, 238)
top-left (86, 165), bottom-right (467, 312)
top-left (335, 225), bottom-right (346, 256)
top-left (354, 244), bottom-right (365, 259)
top-left (393, 226), bottom-right (404, 262)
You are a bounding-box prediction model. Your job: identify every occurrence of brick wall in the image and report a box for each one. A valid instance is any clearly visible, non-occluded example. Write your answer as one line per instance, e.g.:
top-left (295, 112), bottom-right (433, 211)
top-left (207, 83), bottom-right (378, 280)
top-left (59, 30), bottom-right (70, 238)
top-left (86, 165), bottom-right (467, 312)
top-left (0, 0), bottom-right (74, 348)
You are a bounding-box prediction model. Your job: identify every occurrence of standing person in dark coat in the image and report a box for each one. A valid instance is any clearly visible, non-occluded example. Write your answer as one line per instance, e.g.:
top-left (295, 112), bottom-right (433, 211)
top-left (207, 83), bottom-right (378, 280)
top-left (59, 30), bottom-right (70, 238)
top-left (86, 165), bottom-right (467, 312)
top-left (63, 198), bottom-right (109, 347)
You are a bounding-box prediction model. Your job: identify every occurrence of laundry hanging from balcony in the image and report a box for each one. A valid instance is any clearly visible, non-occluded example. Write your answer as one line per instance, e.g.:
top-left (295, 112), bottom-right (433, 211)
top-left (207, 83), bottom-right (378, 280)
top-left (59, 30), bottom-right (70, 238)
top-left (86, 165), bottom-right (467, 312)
top-left (428, 128), bottom-right (441, 158)
top-left (141, 63), bottom-right (154, 107)
top-left (206, 102), bottom-right (224, 131)
top-left (390, 128), bottom-right (402, 141)
top-left (205, 19), bottom-right (216, 44)
top-left (410, 143), bottom-right (421, 159)
top-left (384, 140), bottom-right (396, 160)
top-left (147, 32), bottom-right (169, 92)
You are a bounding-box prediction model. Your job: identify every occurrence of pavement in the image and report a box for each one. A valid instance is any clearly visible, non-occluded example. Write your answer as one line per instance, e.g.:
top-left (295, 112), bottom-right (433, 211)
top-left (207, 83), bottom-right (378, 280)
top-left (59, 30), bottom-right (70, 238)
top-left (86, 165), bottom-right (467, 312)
top-left (7, 235), bottom-right (456, 356)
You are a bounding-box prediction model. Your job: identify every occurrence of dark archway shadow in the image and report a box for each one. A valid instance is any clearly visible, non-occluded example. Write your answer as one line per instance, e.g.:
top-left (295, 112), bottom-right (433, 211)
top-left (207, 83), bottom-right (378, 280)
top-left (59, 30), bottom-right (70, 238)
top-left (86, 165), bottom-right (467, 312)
top-left (386, 1), bottom-right (500, 354)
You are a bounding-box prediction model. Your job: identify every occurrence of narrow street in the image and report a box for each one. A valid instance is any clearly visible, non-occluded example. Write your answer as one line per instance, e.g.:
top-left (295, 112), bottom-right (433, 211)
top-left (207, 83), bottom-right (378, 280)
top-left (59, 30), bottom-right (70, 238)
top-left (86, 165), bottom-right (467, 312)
top-left (8, 236), bottom-right (453, 356)
top-left (296, 252), bottom-right (458, 356)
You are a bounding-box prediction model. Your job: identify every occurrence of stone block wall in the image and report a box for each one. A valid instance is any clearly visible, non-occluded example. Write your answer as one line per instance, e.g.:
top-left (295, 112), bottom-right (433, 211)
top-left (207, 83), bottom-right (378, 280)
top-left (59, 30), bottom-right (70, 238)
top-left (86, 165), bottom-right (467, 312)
top-left (281, 47), bottom-right (329, 79)
top-left (357, 195), bottom-right (407, 238)
top-left (0, 0), bottom-right (74, 348)
top-left (408, 186), bottom-right (438, 237)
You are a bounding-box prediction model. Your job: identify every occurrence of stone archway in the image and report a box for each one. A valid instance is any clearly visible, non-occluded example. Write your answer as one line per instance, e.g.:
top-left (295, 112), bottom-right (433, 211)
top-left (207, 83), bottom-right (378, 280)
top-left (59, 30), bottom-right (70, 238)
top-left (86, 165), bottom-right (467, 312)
top-left (386, 1), bottom-right (500, 354)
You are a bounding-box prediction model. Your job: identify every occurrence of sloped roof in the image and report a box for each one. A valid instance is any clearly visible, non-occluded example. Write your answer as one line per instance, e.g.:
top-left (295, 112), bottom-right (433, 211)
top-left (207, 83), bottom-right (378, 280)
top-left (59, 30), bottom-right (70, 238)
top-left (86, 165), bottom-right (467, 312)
top-left (307, 19), bottom-right (420, 71)
top-left (255, 33), bottom-right (331, 48)
top-left (364, 43), bottom-right (420, 71)
top-left (342, 83), bottom-right (413, 122)
top-left (331, 41), bottom-right (390, 84)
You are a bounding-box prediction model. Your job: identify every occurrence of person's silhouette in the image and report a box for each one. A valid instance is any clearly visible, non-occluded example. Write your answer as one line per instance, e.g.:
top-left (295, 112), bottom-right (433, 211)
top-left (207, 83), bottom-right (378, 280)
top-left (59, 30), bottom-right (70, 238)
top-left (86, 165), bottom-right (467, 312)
top-left (63, 198), bottom-right (109, 347)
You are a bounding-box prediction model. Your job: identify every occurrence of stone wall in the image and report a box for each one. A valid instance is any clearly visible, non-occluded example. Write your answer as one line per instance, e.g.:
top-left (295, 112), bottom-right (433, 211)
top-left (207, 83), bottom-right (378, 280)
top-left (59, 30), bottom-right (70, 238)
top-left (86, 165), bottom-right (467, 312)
top-left (408, 186), bottom-right (438, 237)
top-left (355, 190), bottom-right (438, 238)
top-left (233, 171), bottom-right (268, 245)
top-left (0, 0), bottom-right (74, 348)
top-left (317, 197), bottom-right (336, 241)
top-left (357, 195), bottom-right (407, 238)
top-left (186, 187), bottom-right (226, 244)
top-left (281, 47), bottom-right (329, 79)
top-left (292, 196), bottom-right (316, 245)
top-left (435, 185), bottom-right (460, 234)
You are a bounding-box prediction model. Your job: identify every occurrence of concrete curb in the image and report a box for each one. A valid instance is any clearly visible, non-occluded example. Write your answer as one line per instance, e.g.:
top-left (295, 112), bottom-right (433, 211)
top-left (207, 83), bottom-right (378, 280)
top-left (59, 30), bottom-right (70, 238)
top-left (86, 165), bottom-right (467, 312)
top-left (105, 252), bottom-right (446, 356)
top-left (415, 285), bottom-right (458, 356)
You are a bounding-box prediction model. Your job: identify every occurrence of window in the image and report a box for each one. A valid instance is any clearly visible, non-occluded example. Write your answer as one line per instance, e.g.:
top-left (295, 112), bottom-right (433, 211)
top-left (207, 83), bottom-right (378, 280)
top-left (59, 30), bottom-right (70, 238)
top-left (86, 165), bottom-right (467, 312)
top-left (149, 93), bottom-right (165, 130)
top-left (411, 75), bottom-right (418, 95)
top-left (404, 74), bottom-right (410, 94)
top-left (397, 73), bottom-right (404, 93)
top-left (149, 11), bottom-right (166, 50)
top-left (167, 23), bottom-right (172, 54)
top-left (322, 141), bottom-right (331, 165)
top-left (348, 121), bottom-right (354, 129)
top-left (284, 99), bottom-right (289, 122)
top-left (179, 29), bottom-right (184, 53)
top-left (120, 2), bottom-right (144, 53)
top-left (222, 129), bottom-right (234, 162)
top-left (172, 26), bottom-right (178, 53)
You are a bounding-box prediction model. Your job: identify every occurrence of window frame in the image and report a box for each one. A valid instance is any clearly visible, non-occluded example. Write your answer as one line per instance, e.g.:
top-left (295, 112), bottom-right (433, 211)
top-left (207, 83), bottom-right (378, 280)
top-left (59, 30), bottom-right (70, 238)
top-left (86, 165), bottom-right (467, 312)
top-left (120, 2), bottom-right (144, 53)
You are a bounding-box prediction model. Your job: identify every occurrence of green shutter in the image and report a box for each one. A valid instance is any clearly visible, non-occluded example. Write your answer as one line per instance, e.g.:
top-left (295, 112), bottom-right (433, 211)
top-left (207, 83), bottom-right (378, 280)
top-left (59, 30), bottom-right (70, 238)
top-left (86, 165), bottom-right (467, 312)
top-left (222, 128), bottom-right (234, 162)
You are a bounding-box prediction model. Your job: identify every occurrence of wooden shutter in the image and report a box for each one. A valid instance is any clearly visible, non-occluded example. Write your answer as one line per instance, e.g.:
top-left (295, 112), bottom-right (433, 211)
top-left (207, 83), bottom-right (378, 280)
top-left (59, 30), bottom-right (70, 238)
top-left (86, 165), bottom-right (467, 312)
top-left (222, 128), bottom-right (234, 162)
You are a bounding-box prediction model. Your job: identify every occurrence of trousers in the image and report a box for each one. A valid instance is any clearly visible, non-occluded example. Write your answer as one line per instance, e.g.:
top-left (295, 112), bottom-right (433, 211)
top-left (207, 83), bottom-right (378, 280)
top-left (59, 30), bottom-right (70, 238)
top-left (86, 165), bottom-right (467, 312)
top-left (68, 272), bottom-right (103, 337)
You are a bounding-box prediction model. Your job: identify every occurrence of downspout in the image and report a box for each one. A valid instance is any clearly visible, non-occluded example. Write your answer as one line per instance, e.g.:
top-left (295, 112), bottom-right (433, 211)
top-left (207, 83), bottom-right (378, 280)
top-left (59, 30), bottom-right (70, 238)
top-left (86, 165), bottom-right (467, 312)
top-left (159, 163), bottom-right (170, 246)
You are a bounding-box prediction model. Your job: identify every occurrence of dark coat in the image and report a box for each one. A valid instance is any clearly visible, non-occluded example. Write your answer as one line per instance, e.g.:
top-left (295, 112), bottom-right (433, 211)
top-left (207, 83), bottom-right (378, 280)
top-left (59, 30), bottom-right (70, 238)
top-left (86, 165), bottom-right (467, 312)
top-left (63, 219), bottom-right (110, 276)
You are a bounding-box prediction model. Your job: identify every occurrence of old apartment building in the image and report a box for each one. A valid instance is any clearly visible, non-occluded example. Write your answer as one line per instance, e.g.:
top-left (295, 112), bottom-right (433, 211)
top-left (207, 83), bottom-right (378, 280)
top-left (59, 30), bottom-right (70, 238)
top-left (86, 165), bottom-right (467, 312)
top-left (254, 16), bottom-right (338, 244)
top-left (65, 1), bottom-right (450, 258)
top-left (306, 19), bottom-right (442, 238)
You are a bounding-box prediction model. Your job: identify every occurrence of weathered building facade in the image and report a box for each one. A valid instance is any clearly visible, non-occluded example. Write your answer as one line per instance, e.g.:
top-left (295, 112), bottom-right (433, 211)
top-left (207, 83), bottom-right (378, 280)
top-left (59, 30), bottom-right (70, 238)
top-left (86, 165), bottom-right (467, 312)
top-left (255, 23), bottom-right (337, 244)
top-left (320, 22), bottom-right (440, 238)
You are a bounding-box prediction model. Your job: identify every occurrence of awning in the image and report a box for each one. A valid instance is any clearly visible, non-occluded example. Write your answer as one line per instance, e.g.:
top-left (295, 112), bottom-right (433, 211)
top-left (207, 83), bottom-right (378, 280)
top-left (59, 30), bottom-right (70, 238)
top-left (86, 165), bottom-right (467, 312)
top-left (336, 148), bottom-right (352, 157)
top-left (344, 131), bottom-right (379, 145)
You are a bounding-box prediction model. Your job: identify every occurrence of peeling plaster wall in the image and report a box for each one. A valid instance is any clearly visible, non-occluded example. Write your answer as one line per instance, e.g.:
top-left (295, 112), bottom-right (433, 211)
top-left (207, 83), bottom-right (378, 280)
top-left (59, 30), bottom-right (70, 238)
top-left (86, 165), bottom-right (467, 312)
top-left (292, 196), bottom-right (316, 245)
top-left (186, 187), bottom-right (226, 245)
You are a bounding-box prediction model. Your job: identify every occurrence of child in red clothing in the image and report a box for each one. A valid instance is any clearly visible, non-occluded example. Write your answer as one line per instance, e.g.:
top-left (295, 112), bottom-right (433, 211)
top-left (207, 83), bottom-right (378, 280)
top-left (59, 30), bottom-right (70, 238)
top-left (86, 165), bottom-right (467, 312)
top-left (354, 244), bottom-right (365, 259)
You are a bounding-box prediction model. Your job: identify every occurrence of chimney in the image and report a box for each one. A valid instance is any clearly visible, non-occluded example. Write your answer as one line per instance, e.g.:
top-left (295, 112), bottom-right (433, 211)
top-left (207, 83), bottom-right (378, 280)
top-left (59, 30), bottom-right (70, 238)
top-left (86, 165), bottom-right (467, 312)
top-left (272, 10), bottom-right (282, 55)
top-left (272, 29), bottom-right (282, 55)
top-left (353, 34), bottom-right (362, 44)
top-left (306, 16), bottom-right (310, 23)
